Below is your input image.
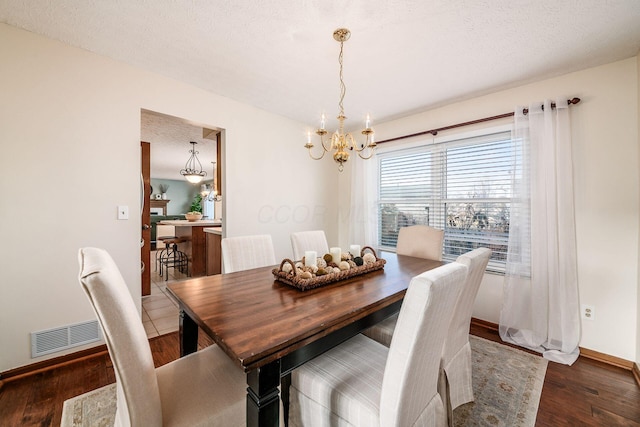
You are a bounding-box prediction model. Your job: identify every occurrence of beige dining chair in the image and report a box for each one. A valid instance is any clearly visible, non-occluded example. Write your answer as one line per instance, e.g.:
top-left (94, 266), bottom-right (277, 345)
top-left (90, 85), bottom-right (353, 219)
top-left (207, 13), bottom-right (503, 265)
top-left (221, 234), bottom-right (277, 273)
top-left (439, 247), bottom-right (491, 424)
top-left (78, 247), bottom-right (246, 426)
top-left (396, 224), bottom-right (445, 260)
top-left (290, 230), bottom-right (329, 261)
top-left (362, 223), bottom-right (444, 344)
top-left (288, 262), bottom-right (468, 427)
top-left (363, 247), bottom-right (492, 426)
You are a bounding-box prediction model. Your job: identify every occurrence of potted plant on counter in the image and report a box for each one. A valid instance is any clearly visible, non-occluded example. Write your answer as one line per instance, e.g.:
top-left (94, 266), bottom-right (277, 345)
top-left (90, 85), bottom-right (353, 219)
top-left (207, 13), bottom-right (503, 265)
top-left (186, 194), bottom-right (203, 221)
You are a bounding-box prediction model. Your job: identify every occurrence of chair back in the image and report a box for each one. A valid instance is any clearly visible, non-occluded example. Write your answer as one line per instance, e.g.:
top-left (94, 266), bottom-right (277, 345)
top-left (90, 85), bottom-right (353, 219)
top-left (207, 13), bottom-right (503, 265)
top-left (441, 248), bottom-right (492, 414)
top-left (380, 262), bottom-right (468, 426)
top-left (290, 230), bottom-right (329, 260)
top-left (221, 234), bottom-right (276, 273)
top-left (396, 225), bottom-right (444, 260)
top-left (78, 247), bottom-right (162, 427)
top-left (444, 247), bottom-right (492, 364)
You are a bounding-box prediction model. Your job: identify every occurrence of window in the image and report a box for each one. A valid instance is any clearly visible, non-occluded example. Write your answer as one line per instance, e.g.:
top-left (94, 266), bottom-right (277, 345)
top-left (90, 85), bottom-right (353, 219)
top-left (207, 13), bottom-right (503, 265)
top-left (377, 129), bottom-right (514, 272)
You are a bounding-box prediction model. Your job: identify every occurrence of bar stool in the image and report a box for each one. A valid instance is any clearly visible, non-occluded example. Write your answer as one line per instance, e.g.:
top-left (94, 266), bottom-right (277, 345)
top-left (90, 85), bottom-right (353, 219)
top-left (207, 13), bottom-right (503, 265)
top-left (155, 236), bottom-right (175, 273)
top-left (157, 236), bottom-right (189, 280)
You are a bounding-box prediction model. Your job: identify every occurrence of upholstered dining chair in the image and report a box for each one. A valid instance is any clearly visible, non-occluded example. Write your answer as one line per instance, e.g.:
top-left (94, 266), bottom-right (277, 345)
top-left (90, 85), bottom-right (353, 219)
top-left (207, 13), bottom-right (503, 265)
top-left (362, 224), bottom-right (445, 345)
top-left (396, 224), bottom-right (445, 260)
top-left (290, 230), bottom-right (329, 261)
top-left (78, 247), bottom-right (246, 427)
top-left (289, 262), bottom-right (469, 427)
top-left (364, 247), bottom-right (492, 426)
top-left (221, 234), bottom-right (277, 273)
top-left (438, 247), bottom-right (491, 423)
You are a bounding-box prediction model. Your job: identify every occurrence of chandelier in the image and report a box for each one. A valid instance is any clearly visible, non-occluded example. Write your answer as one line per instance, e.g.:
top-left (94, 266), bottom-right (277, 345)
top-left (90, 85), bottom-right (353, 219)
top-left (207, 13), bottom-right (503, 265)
top-left (180, 141), bottom-right (207, 184)
top-left (304, 28), bottom-right (375, 172)
top-left (200, 162), bottom-right (221, 202)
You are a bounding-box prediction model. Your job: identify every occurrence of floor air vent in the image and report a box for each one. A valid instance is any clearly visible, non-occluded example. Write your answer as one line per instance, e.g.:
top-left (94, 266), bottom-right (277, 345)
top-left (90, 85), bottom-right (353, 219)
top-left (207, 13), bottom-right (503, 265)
top-left (31, 320), bottom-right (102, 358)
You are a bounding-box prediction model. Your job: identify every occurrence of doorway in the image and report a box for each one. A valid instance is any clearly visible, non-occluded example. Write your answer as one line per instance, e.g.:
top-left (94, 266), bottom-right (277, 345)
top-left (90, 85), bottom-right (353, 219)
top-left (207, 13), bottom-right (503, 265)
top-left (140, 109), bottom-right (223, 296)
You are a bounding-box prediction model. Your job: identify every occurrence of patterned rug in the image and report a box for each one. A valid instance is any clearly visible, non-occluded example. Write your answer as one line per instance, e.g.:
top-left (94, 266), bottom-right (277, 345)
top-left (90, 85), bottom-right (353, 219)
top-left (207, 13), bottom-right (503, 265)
top-left (61, 382), bottom-right (116, 427)
top-left (61, 336), bottom-right (547, 427)
top-left (454, 336), bottom-right (548, 426)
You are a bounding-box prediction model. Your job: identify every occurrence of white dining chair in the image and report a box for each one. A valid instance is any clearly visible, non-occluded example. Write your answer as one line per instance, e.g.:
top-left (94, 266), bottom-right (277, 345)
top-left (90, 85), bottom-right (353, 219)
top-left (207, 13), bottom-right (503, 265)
top-left (362, 224), bottom-right (444, 345)
top-left (290, 230), bottom-right (329, 261)
top-left (439, 247), bottom-right (491, 424)
top-left (288, 262), bottom-right (468, 427)
top-left (363, 247), bottom-right (492, 426)
top-left (78, 247), bottom-right (246, 427)
top-left (221, 234), bottom-right (277, 273)
top-left (396, 224), bottom-right (444, 260)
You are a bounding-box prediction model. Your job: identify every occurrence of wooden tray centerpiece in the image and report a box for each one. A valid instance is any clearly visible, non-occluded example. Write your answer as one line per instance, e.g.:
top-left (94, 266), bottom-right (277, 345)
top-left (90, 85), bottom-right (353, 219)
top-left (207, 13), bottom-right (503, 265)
top-left (272, 246), bottom-right (386, 291)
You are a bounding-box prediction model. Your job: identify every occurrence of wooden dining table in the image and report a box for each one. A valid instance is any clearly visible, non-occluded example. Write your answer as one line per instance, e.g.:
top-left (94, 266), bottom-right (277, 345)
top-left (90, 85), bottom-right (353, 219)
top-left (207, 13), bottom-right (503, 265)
top-left (166, 251), bottom-right (443, 427)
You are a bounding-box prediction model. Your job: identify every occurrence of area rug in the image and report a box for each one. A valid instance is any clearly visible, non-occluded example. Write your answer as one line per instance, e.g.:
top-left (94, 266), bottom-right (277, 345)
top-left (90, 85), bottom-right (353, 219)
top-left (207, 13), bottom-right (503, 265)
top-left (61, 336), bottom-right (547, 427)
top-left (61, 383), bottom-right (116, 427)
top-left (453, 335), bottom-right (548, 426)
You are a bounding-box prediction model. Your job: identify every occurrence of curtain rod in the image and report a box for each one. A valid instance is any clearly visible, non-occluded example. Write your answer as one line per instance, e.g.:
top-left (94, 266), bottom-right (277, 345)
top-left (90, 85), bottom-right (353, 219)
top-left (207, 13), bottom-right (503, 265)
top-left (375, 97), bottom-right (581, 145)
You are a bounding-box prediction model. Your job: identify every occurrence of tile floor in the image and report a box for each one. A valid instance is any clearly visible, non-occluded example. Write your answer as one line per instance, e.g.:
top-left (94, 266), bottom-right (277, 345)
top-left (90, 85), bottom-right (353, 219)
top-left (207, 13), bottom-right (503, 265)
top-left (142, 250), bottom-right (191, 338)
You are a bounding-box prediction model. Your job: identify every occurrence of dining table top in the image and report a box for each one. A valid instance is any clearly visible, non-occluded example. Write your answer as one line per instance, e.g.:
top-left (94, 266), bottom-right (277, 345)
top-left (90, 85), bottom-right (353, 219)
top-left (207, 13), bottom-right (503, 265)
top-left (166, 251), bottom-right (444, 372)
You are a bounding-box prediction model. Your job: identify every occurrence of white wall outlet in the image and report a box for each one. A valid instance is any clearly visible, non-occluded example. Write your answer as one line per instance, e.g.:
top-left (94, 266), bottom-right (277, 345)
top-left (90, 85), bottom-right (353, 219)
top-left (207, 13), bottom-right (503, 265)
top-left (117, 205), bottom-right (129, 220)
top-left (581, 304), bottom-right (595, 321)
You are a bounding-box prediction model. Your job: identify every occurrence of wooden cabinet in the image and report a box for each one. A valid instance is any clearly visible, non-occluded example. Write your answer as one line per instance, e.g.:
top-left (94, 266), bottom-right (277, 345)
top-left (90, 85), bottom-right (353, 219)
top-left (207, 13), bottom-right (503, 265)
top-left (206, 232), bottom-right (222, 275)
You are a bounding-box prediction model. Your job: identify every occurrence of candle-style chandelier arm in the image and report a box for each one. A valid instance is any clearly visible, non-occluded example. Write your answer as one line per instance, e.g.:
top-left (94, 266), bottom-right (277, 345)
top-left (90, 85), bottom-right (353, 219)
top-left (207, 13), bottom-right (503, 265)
top-left (304, 128), bottom-right (331, 160)
top-left (354, 131), bottom-right (377, 159)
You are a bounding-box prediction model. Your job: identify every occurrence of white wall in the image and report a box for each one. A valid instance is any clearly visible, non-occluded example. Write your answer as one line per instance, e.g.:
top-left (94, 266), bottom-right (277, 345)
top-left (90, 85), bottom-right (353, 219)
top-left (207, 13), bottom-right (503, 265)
top-left (0, 23), bottom-right (337, 372)
top-left (341, 58), bottom-right (639, 361)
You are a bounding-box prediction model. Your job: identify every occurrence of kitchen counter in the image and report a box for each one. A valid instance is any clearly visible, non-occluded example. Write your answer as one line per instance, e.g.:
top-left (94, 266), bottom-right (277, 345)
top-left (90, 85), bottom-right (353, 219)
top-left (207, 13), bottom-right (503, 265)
top-left (203, 227), bottom-right (222, 235)
top-left (159, 219), bottom-right (222, 227)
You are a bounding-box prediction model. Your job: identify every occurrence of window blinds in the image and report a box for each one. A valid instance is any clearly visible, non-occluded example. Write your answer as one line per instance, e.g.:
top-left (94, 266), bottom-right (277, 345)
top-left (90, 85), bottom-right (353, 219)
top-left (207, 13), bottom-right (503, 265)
top-left (377, 130), bottom-right (514, 271)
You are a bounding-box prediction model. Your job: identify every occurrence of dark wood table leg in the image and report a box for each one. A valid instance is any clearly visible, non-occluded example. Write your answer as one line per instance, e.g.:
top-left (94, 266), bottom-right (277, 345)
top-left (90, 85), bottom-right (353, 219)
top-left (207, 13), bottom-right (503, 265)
top-left (246, 360), bottom-right (281, 427)
top-left (179, 308), bottom-right (198, 357)
top-left (281, 373), bottom-right (291, 427)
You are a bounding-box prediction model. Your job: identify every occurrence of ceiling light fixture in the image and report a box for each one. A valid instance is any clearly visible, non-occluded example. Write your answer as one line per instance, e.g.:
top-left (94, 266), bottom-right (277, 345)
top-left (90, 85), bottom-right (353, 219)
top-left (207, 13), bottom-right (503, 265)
top-left (305, 28), bottom-right (376, 172)
top-left (201, 162), bottom-right (221, 202)
top-left (180, 141), bottom-right (207, 184)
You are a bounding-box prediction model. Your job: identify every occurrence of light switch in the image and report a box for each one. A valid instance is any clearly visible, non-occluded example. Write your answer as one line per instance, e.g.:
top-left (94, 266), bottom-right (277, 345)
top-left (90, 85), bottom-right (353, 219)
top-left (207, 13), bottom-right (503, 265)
top-left (118, 205), bottom-right (129, 220)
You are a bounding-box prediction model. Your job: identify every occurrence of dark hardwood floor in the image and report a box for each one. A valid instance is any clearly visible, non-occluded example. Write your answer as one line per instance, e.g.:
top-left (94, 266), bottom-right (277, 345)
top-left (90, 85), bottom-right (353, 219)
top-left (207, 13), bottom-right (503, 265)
top-left (470, 324), bottom-right (640, 426)
top-left (1, 325), bottom-right (638, 426)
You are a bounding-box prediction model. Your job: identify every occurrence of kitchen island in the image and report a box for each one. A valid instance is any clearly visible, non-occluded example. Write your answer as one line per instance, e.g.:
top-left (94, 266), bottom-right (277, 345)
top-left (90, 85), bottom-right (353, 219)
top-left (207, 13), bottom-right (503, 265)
top-left (159, 219), bottom-right (222, 277)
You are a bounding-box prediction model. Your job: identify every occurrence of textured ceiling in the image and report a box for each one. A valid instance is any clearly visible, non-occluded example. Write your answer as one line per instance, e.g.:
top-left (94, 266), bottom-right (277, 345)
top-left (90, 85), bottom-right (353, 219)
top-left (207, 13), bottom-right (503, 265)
top-left (140, 110), bottom-right (218, 180)
top-left (3, 1), bottom-right (640, 177)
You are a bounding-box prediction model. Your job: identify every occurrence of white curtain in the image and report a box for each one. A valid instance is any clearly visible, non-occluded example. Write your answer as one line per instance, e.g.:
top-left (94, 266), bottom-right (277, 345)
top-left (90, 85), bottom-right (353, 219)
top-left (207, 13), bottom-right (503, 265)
top-left (499, 99), bottom-right (581, 365)
top-left (349, 157), bottom-right (378, 249)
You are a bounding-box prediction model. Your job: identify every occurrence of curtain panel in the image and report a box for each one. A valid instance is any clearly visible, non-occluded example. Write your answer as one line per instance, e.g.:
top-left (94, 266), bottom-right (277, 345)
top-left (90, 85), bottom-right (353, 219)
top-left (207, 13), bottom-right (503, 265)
top-left (499, 99), bottom-right (581, 365)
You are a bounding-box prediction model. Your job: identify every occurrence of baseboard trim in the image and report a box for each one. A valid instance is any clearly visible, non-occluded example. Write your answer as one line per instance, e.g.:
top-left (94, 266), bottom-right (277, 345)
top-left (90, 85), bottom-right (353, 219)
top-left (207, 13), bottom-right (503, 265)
top-left (0, 344), bottom-right (108, 386)
top-left (632, 363), bottom-right (640, 388)
top-left (470, 318), bottom-right (635, 372)
top-left (0, 333), bottom-right (172, 386)
top-left (579, 347), bottom-right (634, 370)
top-left (470, 317), bottom-right (499, 332)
